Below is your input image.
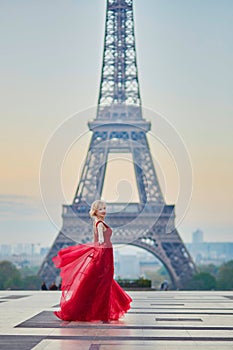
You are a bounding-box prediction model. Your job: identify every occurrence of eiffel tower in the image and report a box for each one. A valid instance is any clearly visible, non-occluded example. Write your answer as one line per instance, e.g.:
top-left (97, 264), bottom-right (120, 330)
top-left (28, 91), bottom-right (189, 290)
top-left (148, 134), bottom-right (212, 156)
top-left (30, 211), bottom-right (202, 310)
top-left (39, 0), bottom-right (196, 289)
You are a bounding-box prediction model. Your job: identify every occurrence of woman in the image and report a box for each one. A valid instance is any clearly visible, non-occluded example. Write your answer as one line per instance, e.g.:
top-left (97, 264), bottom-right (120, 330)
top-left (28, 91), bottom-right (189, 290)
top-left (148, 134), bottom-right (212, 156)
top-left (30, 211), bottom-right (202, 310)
top-left (52, 200), bottom-right (132, 322)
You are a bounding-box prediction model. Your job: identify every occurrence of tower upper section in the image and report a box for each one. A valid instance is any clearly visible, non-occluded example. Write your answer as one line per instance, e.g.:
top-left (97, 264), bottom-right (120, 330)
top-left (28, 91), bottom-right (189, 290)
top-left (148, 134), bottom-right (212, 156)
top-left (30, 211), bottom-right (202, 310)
top-left (97, 0), bottom-right (142, 120)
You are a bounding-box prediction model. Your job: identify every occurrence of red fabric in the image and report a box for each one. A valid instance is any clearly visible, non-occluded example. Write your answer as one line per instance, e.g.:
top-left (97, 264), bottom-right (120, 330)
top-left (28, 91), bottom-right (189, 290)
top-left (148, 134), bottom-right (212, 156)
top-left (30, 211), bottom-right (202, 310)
top-left (52, 222), bottom-right (132, 322)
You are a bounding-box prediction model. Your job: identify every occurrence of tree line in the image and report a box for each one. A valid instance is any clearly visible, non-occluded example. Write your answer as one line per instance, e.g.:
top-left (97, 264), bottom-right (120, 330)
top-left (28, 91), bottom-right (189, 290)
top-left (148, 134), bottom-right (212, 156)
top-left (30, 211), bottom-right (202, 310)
top-left (142, 260), bottom-right (233, 290)
top-left (184, 260), bottom-right (233, 290)
top-left (0, 261), bottom-right (41, 290)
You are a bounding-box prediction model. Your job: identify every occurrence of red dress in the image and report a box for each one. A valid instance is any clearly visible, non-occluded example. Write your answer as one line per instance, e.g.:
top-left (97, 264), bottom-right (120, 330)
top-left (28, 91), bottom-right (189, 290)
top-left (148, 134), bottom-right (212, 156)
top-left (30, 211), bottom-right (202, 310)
top-left (52, 220), bottom-right (132, 322)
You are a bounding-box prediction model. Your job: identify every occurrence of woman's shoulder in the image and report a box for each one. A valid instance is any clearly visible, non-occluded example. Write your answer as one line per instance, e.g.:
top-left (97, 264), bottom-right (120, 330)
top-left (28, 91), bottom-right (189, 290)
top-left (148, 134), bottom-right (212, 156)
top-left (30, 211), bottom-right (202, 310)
top-left (95, 220), bottom-right (104, 227)
top-left (95, 220), bottom-right (108, 228)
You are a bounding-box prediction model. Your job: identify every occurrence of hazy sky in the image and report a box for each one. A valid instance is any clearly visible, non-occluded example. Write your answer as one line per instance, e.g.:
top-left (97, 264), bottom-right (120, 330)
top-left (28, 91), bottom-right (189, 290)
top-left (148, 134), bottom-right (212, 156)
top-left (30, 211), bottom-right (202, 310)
top-left (0, 0), bottom-right (233, 246)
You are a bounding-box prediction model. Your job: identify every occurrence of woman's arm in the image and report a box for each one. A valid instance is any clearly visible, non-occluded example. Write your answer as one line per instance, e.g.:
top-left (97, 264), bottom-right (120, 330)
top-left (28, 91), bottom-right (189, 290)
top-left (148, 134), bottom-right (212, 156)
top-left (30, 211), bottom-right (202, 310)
top-left (93, 221), bottom-right (98, 243)
top-left (97, 222), bottom-right (104, 244)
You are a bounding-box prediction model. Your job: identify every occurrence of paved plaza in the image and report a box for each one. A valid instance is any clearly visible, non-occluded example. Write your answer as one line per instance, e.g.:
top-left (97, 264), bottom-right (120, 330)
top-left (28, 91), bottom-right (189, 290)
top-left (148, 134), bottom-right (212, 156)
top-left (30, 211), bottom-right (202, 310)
top-left (0, 290), bottom-right (233, 349)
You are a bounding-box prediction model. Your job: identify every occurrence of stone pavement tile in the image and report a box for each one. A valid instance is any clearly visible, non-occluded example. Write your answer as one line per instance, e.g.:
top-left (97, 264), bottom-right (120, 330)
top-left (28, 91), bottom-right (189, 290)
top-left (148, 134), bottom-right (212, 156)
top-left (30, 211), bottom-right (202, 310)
top-left (194, 342), bottom-right (233, 349)
top-left (100, 345), bottom-right (166, 349)
top-left (33, 340), bottom-right (159, 349)
top-left (145, 340), bottom-right (197, 347)
top-left (32, 339), bottom-right (92, 350)
top-left (165, 343), bottom-right (199, 349)
top-left (95, 328), bottom-right (143, 337)
top-left (97, 340), bottom-right (145, 345)
top-left (126, 314), bottom-right (155, 322)
top-left (187, 330), bottom-right (233, 338)
top-left (0, 335), bottom-right (44, 350)
top-left (49, 326), bottom-right (142, 337)
top-left (142, 329), bottom-right (191, 338)
top-left (0, 295), bottom-right (30, 300)
top-left (202, 316), bottom-right (233, 326)
top-left (117, 315), bottom-right (143, 324)
top-left (1, 328), bottom-right (54, 336)
top-left (165, 344), bottom-right (233, 350)
top-left (49, 328), bottom-right (99, 336)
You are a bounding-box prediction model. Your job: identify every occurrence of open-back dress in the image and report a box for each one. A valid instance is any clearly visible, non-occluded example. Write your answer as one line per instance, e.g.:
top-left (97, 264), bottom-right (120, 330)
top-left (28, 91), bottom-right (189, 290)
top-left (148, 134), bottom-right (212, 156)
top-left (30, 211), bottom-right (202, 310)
top-left (52, 220), bottom-right (132, 322)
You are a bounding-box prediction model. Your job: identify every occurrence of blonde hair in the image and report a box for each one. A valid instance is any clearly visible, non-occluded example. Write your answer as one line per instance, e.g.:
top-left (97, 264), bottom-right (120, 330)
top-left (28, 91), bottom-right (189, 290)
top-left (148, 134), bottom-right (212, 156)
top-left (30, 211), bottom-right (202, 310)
top-left (89, 200), bottom-right (106, 218)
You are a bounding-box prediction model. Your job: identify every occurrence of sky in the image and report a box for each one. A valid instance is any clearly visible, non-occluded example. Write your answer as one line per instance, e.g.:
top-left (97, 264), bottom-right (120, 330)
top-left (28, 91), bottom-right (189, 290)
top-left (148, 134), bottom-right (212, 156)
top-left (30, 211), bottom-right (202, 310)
top-left (0, 0), bottom-right (233, 247)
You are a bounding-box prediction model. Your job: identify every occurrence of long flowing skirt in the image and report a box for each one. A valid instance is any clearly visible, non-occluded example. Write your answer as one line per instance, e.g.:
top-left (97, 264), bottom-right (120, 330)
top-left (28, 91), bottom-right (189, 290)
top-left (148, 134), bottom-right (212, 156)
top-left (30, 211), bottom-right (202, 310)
top-left (52, 243), bottom-right (132, 322)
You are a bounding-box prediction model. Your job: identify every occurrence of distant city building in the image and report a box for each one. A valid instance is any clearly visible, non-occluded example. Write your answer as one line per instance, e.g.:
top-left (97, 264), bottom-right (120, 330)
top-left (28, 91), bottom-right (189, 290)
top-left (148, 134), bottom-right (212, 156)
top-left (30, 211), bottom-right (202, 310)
top-left (0, 244), bottom-right (12, 256)
top-left (186, 229), bottom-right (233, 264)
top-left (24, 244), bottom-right (32, 255)
top-left (113, 249), bottom-right (160, 279)
top-left (116, 254), bottom-right (140, 279)
top-left (192, 229), bottom-right (204, 244)
top-left (186, 242), bottom-right (233, 265)
top-left (13, 243), bottom-right (24, 255)
top-left (0, 243), bottom-right (50, 267)
top-left (40, 247), bottom-right (49, 256)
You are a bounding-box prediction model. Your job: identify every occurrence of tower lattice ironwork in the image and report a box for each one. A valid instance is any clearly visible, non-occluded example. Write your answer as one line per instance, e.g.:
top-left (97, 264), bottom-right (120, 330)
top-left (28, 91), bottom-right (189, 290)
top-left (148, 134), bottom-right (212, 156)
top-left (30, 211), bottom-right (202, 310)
top-left (39, 0), bottom-right (196, 289)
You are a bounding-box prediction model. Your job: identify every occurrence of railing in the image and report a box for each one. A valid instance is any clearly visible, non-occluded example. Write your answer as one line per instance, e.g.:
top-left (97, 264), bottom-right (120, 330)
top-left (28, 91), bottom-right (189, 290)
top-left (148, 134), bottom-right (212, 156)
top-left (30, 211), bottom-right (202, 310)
top-left (62, 202), bottom-right (175, 217)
